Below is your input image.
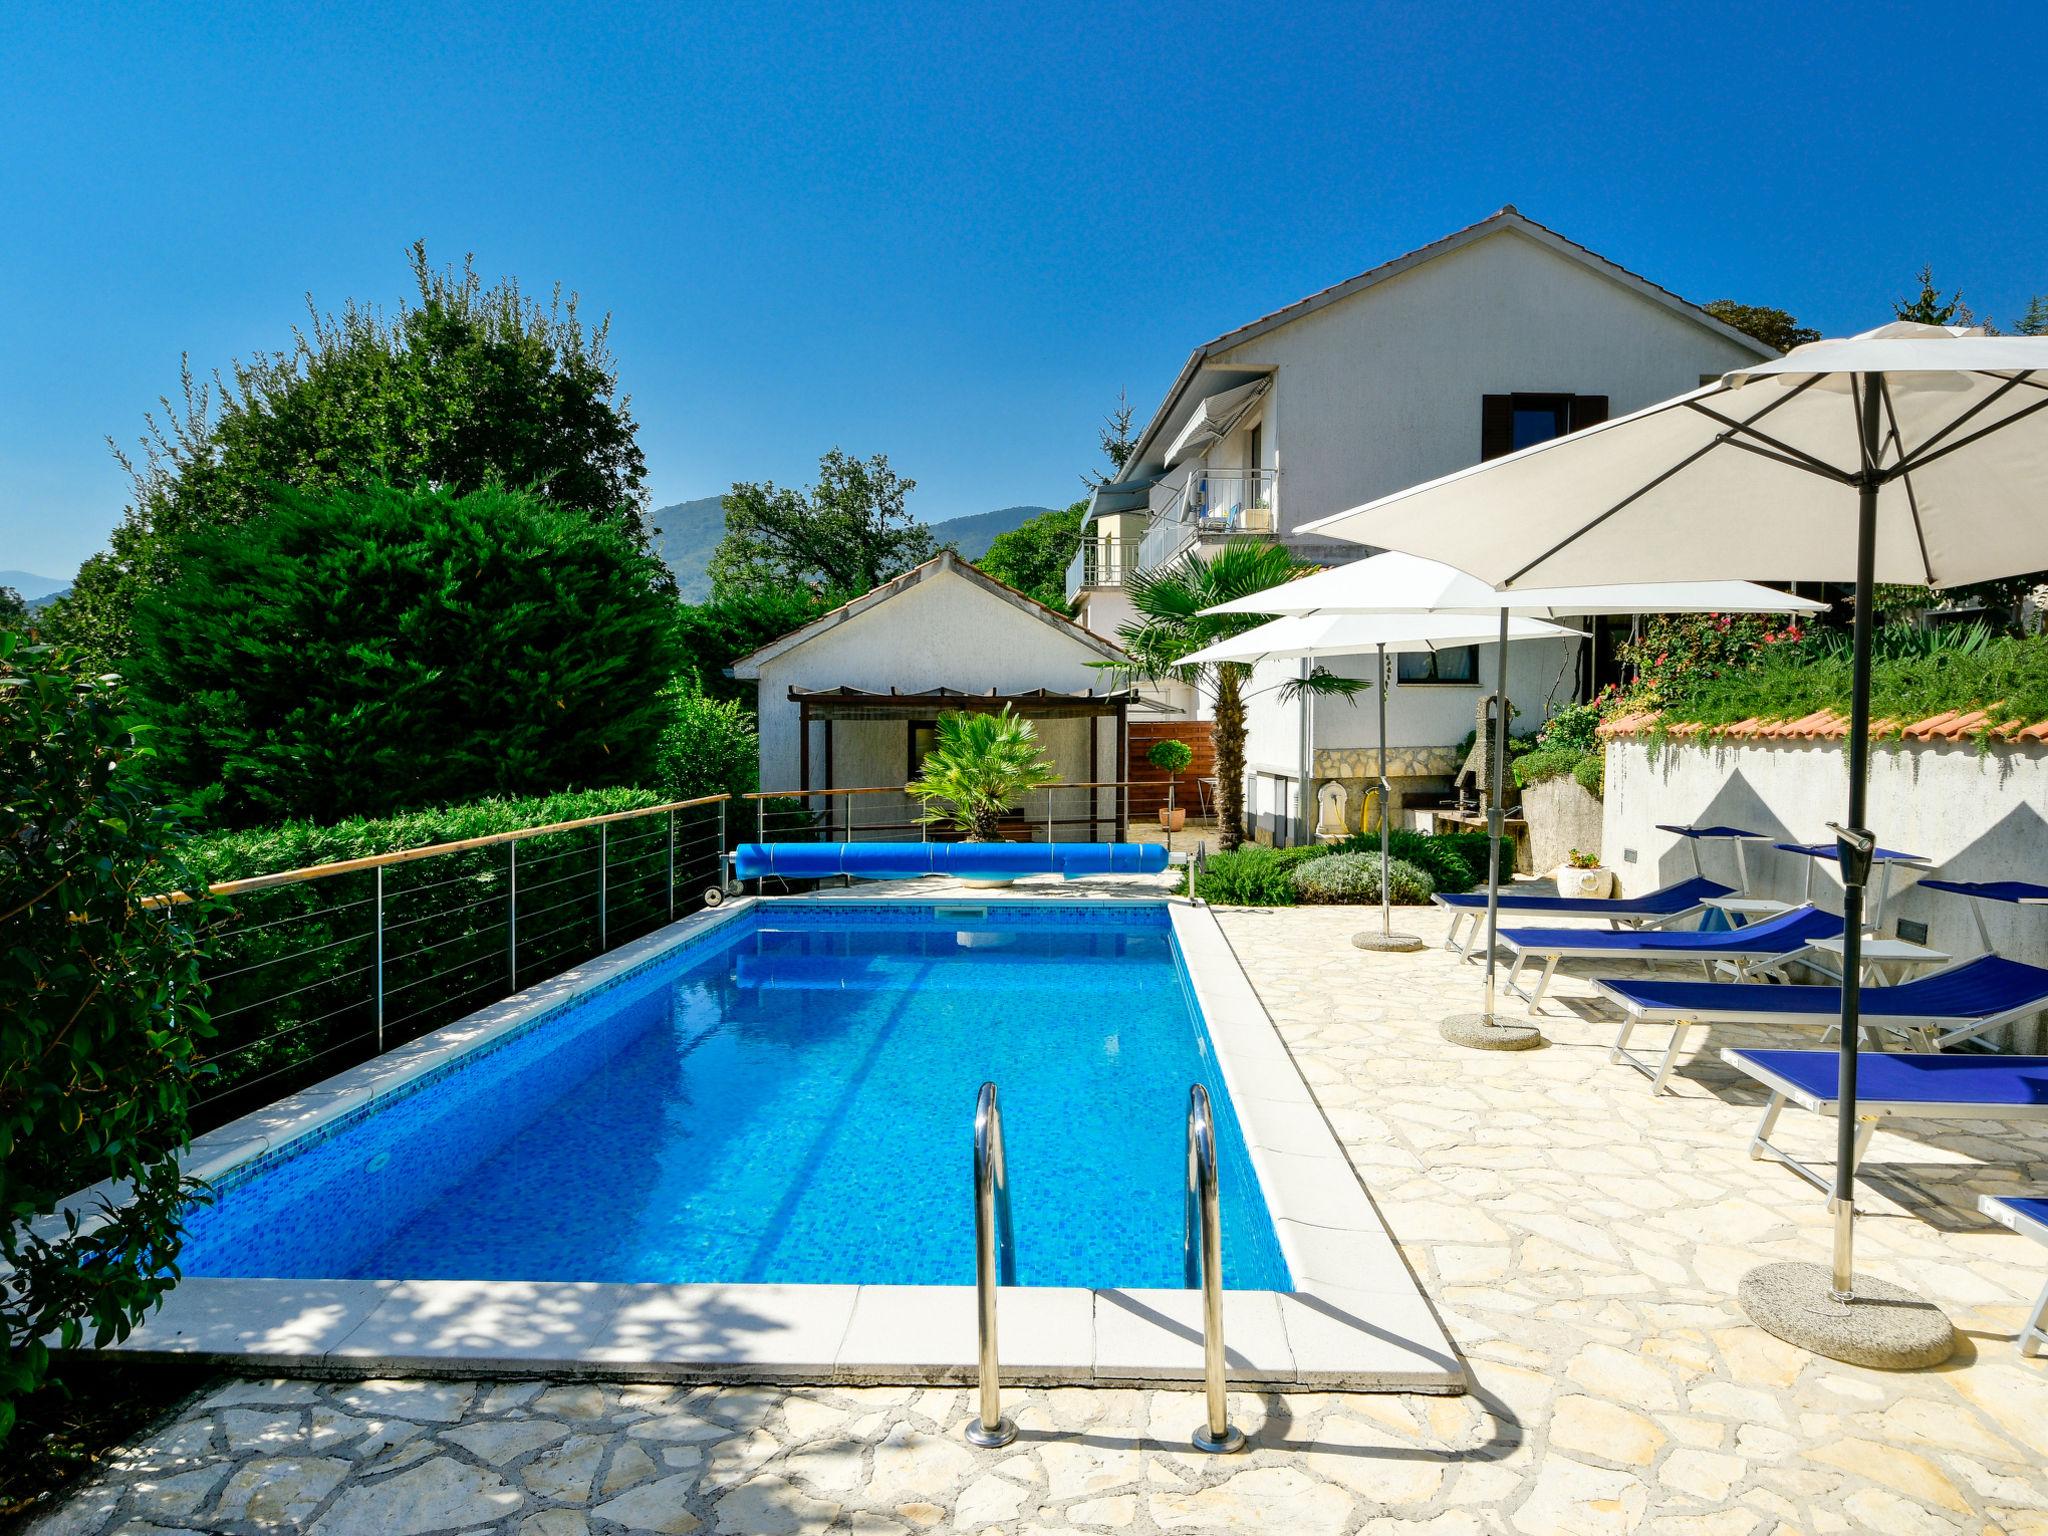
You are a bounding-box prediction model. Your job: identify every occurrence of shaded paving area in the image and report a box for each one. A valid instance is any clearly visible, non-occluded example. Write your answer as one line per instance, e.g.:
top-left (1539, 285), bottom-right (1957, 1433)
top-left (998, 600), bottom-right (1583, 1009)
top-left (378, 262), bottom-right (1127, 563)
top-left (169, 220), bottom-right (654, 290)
top-left (27, 899), bottom-right (2048, 1533)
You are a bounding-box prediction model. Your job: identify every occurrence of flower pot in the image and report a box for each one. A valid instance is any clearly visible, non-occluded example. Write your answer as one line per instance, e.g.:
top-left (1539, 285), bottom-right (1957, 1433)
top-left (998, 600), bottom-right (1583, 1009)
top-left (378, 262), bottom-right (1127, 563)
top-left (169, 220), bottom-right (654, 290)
top-left (1552, 865), bottom-right (1614, 899)
top-left (1158, 806), bottom-right (1187, 832)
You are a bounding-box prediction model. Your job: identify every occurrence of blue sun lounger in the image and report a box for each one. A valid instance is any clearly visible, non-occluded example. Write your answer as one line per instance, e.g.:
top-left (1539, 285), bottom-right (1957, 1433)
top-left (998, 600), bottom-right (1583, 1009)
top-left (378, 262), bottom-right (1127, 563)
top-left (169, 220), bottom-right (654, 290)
top-left (1434, 875), bottom-right (1734, 956)
top-left (1722, 1047), bottom-right (2048, 1198)
top-left (1979, 1195), bottom-right (2048, 1357)
top-left (1594, 954), bottom-right (2048, 1092)
top-left (1498, 904), bottom-right (1845, 1010)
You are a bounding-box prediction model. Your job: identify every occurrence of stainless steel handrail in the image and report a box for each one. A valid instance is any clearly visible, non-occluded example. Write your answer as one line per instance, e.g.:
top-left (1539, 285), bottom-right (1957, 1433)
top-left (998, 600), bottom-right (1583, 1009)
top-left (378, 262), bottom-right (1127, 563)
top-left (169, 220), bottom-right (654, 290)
top-left (967, 1081), bottom-right (1017, 1448)
top-left (1184, 1084), bottom-right (1244, 1453)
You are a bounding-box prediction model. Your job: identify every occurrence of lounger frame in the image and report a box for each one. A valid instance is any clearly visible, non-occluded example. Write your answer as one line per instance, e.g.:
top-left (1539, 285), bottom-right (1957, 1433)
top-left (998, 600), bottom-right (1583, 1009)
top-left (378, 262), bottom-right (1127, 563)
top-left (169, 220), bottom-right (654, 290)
top-left (1721, 1047), bottom-right (2048, 1204)
top-left (1979, 1194), bottom-right (2048, 1358)
top-left (1438, 889), bottom-right (1718, 961)
top-left (1502, 922), bottom-right (1827, 1012)
top-left (1593, 959), bottom-right (2048, 1094)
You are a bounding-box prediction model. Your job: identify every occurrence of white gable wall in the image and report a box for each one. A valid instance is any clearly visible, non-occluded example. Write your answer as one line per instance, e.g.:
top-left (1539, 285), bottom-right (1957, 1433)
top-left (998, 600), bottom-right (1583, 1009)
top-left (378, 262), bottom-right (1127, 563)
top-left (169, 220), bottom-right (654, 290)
top-left (1211, 226), bottom-right (1767, 536)
top-left (750, 566), bottom-right (1122, 792)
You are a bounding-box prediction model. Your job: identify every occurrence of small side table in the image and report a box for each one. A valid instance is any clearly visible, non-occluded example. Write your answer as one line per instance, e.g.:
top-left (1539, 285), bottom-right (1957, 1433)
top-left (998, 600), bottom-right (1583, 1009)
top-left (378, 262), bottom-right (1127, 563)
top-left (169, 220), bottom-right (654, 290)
top-left (1702, 896), bottom-right (1796, 928)
top-left (1805, 933), bottom-right (1952, 987)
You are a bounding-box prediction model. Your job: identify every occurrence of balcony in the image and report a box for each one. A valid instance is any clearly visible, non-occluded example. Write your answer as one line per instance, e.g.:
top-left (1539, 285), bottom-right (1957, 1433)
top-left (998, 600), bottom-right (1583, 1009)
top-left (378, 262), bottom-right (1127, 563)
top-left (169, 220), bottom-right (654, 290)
top-left (1066, 536), bottom-right (1141, 593)
top-left (1137, 469), bottom-right (1279, 571)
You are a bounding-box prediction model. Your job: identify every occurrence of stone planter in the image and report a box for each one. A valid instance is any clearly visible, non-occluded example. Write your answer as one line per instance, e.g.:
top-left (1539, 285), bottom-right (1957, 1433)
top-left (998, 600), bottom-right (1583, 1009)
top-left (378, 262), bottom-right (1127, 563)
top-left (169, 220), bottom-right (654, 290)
top-left (1551, 865), bottom-right (1615, 899)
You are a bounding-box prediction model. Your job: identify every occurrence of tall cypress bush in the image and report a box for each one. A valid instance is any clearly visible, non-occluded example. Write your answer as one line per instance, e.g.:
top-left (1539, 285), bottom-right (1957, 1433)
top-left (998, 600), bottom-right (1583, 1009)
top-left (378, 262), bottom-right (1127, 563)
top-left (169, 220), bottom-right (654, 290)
top-left (131, 483), bottom-right (680, 828)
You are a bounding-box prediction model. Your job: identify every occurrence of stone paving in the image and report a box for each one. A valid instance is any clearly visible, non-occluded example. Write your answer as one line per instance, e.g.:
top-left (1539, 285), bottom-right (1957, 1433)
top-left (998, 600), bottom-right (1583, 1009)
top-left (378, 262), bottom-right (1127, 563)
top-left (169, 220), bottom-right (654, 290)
top-left (29, 900), bottom-right (2048, 1534)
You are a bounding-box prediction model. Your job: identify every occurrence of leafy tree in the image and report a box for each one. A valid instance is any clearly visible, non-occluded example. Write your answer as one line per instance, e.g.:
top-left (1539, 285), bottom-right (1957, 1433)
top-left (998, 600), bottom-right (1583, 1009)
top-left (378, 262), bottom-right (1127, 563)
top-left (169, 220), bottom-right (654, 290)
top-left (129, 484), bottom-right (679, 827)
top-left (977, 501), bottom-right (1087, 612)
top-left (674, 584), bottom-right (841, 704)
top-left (1894, 264), bottom-right (1975, 327)
top-left (708, 450), bottom-right (933, 599)
top-left (909, 708), bottom-right (1059, 841)
top-left (654, 681), bottom-right (760, 803)
top-left (2016, 295), bottom-right (2048, 337)
top-left (49, 243), bottom-right (652, 664)
top-left (0, 588), bottom-right (24, 630)
top-left (1, 634), bottom-right (213, 1438)
top-left (1701, 300), bottom-right (1820, 354)
top-left (1109, 542), bottom-right (1364, 850)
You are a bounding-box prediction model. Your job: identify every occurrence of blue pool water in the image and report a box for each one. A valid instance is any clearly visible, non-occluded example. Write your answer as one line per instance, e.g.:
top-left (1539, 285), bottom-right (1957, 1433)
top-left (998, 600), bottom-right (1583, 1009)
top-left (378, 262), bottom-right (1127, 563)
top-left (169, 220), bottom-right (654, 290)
top-left (178, 902), bottom-right (1292, 1290)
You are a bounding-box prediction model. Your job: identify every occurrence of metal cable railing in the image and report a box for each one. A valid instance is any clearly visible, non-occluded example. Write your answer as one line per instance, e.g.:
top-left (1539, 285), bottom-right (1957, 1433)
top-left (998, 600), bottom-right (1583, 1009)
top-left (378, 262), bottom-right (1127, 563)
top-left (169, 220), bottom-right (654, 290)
top-left (159, 795), bottom-right (733, 1131)
top-left (746, 782), bottom-right (1137, 847)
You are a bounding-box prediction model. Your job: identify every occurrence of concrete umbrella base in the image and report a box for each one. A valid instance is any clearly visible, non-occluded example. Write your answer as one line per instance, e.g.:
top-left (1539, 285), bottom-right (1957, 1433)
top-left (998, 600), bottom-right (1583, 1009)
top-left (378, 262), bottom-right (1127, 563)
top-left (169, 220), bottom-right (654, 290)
top-left (1353, 929), bottom-right (1425, 953)
top-left (1738, 1261), bottom-right (1956, 1369)
top-left (1438, 1012), bottom-right (1543, 1051)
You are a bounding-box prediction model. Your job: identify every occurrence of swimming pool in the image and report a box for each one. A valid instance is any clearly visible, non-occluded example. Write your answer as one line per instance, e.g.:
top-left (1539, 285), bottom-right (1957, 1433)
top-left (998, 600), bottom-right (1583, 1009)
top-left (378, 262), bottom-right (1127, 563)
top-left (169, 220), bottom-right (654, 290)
top-left (177, 901), bottom-right (1291, 1292)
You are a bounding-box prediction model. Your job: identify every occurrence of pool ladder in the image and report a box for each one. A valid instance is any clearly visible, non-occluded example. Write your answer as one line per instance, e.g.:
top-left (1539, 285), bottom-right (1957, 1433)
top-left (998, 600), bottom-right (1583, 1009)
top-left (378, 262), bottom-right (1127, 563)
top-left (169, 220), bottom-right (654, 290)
top-left (967, 1081), bottom-right (1242, 1454)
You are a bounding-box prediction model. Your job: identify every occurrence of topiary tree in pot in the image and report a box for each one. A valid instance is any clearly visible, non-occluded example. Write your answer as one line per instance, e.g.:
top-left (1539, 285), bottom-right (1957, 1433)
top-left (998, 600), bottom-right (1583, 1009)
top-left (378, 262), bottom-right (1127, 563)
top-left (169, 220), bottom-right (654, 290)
top-left (909, 707), bottom-right (1059, 843)
top-left (1146, 738), bottom-right (1194, 830)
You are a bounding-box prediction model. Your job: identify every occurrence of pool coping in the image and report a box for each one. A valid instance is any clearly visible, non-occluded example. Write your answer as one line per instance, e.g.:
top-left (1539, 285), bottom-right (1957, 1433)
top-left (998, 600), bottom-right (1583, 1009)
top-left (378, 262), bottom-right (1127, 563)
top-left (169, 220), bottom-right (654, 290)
top-left (57, 893), bottom-right (1464, 1392)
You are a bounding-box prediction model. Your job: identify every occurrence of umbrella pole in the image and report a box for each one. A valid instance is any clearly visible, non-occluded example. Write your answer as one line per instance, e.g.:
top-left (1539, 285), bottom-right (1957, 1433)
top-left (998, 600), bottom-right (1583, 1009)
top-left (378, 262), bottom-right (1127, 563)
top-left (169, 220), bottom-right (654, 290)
top-left (1353, 642), bottom-right (1421, 953)
top-left (1735, 374), bottom-right (1952, 1367)
top-left (1438, 610), bottom-right (1537, 1044)
top-left (1483, 609), bottom-right (1509, 1016)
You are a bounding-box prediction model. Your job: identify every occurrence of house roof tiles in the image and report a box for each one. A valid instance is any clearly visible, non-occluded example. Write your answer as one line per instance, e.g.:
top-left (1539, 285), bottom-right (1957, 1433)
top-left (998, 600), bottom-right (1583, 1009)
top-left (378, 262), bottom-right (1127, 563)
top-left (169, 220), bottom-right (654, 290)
top-left (1599, 706), bottom-right (2048, 744)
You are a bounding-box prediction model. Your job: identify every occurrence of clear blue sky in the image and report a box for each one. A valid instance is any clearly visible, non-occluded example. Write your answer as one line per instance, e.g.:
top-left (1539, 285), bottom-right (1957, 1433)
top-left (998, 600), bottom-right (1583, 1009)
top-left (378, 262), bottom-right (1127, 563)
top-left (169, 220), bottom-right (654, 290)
top-left (3, 0), bottom-right (2040, 581)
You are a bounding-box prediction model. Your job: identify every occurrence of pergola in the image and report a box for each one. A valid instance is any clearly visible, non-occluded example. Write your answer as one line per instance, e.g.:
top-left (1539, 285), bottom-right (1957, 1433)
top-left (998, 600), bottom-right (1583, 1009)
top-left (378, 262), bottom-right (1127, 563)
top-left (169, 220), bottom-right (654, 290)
top-left (789, 685), bottom-right (1136, 840)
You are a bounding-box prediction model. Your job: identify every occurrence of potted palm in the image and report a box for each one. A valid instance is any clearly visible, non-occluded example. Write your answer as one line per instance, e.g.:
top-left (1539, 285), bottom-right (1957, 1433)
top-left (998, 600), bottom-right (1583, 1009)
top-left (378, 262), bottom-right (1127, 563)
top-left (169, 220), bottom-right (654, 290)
top-left (910, 707), bottom-right (1060, 883)
top-left (1147, 738), bottom-right (1194, 830)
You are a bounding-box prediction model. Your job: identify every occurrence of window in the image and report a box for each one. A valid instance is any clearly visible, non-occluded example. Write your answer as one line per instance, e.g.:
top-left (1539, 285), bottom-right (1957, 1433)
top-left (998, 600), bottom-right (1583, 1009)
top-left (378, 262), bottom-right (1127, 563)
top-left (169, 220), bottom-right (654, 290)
top-left (1397, 645), bottom-right (1478, 685)
top-left (1481, 393), bottom-right (1609, 460)
top-left (908, 719), bottom-right (939, 778)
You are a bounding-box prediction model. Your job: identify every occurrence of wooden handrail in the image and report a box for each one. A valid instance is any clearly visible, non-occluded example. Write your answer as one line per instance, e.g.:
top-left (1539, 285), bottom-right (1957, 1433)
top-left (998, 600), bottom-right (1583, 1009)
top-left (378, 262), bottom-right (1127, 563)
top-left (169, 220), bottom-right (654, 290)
top-left (142, 794), bottom-right (731, 906)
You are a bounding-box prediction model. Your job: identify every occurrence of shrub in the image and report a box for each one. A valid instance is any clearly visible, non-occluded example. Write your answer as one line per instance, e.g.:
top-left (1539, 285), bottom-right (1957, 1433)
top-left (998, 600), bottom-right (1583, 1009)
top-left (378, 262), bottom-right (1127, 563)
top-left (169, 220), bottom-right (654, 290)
top-left (655, 681), bottom-right (758, 803)
top-left (1291, 853), bottom-right (1434, 905)
top-left (1, 636), bottom-right (213, 1439)
top-left (1145, 739), bottom-right (1194, 777)
top-left (1332, 828), bottom-right (1507, 893)
top-left (130, 483), bottom-right (681, 828)
top-left (1193, 844), bottom-right (1327, 906)
top-left (1513, 700), bottom-right (1605, 794)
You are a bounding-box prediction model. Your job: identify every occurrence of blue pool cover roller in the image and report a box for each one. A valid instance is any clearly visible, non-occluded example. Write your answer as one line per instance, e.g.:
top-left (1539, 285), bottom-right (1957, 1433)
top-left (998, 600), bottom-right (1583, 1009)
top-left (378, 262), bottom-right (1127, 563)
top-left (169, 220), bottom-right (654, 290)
top-left (734, 841), bottom-right (1169, 882)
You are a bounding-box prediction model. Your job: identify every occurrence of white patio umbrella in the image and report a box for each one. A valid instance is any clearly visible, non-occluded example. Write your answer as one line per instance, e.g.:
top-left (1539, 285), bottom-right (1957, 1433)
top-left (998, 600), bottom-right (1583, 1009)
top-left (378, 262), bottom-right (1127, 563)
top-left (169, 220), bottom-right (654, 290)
top-left (1176, 612), bottom-right (1584, 951)
top-left (1206, 553), bottom-right (1824, 1047)
top-left (1299, 322), bottom-right (2048, 1366)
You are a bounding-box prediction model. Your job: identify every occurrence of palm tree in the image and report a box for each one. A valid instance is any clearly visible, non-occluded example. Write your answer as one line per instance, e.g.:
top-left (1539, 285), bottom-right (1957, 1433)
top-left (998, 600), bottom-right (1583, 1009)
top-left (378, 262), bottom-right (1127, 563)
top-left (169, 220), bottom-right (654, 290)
top-left (1111, 541), bottom-right (1362, 850)
top-left (909, 707), bottom-right (1060, 841)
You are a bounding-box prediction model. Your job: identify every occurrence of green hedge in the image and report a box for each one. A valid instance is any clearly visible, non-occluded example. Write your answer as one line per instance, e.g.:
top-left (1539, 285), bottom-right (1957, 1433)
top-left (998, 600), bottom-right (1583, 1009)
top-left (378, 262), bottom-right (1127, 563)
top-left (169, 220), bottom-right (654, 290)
top-left (170, 787), bottom-right (727, 1128)
top-left (1193, 845), bottom-right (1326, 906)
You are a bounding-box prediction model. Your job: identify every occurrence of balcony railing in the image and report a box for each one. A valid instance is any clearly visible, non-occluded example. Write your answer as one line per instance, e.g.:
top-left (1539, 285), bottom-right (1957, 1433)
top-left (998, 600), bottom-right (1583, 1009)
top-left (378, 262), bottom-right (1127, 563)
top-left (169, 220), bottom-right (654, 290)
top-left (1068, 537), bottom-right (1141, 592)
top-left (1138, 469), bottom-right (1279, 571)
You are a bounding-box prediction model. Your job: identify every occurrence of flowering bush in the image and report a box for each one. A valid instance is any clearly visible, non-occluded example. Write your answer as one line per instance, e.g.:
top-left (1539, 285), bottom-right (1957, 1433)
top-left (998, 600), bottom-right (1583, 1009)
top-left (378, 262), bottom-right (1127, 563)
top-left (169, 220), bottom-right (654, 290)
top-left (1612, 612), bottom-right (1807, 714)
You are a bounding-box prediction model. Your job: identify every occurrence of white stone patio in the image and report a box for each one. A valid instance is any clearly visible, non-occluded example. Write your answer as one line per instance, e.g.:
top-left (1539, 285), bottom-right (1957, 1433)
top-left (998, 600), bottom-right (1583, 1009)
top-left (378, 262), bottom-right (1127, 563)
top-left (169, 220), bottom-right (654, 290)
top-left (28, 899), bottom-right (2048, 1535)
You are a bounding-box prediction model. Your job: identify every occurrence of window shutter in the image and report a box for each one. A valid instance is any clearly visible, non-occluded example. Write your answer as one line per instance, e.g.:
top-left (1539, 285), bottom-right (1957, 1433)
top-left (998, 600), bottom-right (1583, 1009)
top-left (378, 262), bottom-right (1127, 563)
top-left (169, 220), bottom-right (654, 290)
top-left (1569, 395), bottom-right (1609, 432)
top-left (1480, 395), bottom-right (1513, 460)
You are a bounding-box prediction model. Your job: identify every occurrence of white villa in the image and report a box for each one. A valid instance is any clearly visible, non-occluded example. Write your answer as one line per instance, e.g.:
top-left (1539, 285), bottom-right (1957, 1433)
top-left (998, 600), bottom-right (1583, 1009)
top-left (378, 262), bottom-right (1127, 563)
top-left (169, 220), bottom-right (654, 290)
top-left (1069, 207), bottom-right (1779, 841)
